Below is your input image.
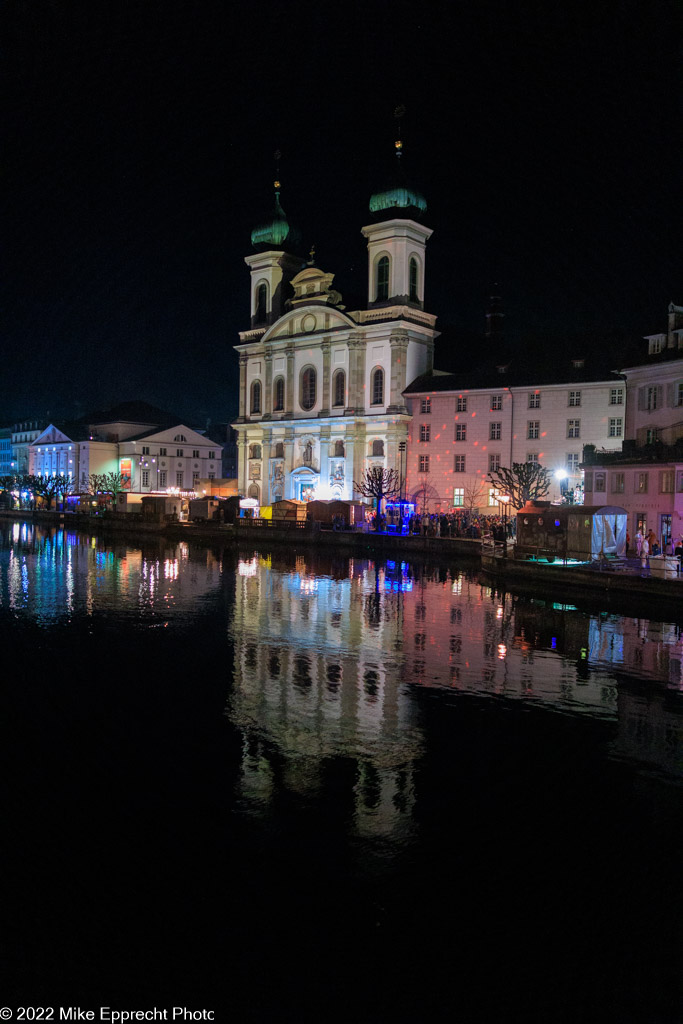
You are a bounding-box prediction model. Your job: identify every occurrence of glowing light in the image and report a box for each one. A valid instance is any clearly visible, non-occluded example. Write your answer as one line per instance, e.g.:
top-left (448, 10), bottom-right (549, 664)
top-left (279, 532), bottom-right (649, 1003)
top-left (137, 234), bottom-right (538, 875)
top-left (238, 557), bottom-right (258, 577)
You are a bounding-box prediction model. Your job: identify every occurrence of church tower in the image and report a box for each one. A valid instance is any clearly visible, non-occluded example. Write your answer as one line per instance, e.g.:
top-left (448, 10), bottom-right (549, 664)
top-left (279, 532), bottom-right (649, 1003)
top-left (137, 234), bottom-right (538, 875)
top-left (244, 158), bottom-right (301, 330)
top-left (361, 129), bottom-right (433, 312)
top-left (233, 134), bottom-right (438, 507)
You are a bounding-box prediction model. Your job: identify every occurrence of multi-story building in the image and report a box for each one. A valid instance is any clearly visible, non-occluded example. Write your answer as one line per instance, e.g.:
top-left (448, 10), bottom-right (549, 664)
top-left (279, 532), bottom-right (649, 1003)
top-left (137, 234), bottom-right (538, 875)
top-left (0, 428), bottom-right (13, 476)
top-left (28, 401), bottom-right (222, 496)
top-left (233, 146), bottom-right (437, 504)
top-left (583, 302), bottom-right (683, 548)
top-left (10, 420), bottom-right (46, 475)
top-left (403, 363), bottom-right (625, 511)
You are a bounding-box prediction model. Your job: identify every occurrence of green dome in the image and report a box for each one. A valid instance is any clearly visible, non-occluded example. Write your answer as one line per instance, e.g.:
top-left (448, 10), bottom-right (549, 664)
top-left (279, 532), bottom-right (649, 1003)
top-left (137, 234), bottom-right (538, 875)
top-left (369, 139), bottom-right (427, 220)
top-left (369, 185), bottom-right (428, 216)
top-left (251, 190), bottom-right (301, 251)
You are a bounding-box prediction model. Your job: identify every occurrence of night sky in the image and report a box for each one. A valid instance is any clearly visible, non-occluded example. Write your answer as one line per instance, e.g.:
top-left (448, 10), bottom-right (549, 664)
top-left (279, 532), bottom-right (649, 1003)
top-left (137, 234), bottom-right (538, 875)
top-left (4, 0), bottom-right (682, 428)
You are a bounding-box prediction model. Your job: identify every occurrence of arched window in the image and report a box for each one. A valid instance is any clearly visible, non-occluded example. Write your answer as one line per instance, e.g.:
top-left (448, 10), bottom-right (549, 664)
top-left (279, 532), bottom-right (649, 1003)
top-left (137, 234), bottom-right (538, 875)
top-left (372, 440), bottom-right (384, 457)
top-left (173, 434), bottom-right (187, 443)
top-left (255, 282), bottom-right (268, 322)
top-left (409, 257), bottom-right (419, 302)
top-left (300, 366), bottom-right (317, 410)
top-left (332, 369), bottom-right (345, 407)
top-left (334, 440), bottom-right (345, 457)
top-left (249, 444), bottom-right (261, 459)
top-left (248, 484), bottom-right (260, 500)
top-left (371, 367), bottom-right (384, 406)
top-left (274, 442), bottom-right (284, 459)
top-left (273, 376), bottom-right (285, 412)
top-left (250, 380), bottom-right (262, 414)
top-left (376, 256), bottom-right (390, 301)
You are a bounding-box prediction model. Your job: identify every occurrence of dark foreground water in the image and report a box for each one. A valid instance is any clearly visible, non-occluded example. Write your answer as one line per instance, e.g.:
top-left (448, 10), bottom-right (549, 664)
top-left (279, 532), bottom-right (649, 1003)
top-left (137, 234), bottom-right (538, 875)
top-left (1, 522), bottom-right (682, 1023)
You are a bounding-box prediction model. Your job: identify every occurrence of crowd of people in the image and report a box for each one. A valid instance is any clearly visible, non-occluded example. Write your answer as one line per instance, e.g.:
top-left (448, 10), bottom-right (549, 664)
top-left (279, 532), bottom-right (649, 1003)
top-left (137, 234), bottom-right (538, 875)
top-left (629, 528), bottom-right (683, 575)
top-left (374, 508), bottom-right (516, 539)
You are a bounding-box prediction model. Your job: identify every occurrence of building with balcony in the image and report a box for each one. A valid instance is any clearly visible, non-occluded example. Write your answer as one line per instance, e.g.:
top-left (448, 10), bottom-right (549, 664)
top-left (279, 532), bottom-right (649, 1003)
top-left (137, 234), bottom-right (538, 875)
top-left (583, 302), bottom-right (683, 549)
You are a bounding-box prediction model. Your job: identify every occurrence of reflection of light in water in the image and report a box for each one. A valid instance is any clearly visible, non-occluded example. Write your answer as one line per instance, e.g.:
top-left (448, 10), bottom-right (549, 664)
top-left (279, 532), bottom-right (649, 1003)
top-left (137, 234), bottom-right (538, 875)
top-left (497, 643), bottom-right (507, 659)
top-left (238, 557), bottom-right (258, 577)
top-left (12, 524), bottom-right (20, 543)
top-left (66, 557), bottom-right (74, 614)
top-left (497, 606), bottom-right (503, 619)
top-left (164, 559), bottom-right (179, 580)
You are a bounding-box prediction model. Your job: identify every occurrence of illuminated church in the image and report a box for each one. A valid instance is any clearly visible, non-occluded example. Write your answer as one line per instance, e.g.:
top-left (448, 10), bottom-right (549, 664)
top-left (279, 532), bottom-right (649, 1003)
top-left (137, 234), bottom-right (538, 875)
top-left (233, 142), bottom-right (437, 504)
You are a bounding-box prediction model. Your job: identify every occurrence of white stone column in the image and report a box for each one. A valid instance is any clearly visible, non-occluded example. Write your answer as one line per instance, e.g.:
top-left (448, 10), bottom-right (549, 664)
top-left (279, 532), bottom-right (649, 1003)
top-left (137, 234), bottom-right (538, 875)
top-left (319, 426), bottom-right (331, 494)
top-left (237, 354), bottom-right (248, 422)
top-left (320, 339), bottom-right (331, 417)
top-left (236, 434), bottom-right (248, 495)
top-left (283, 428), bottom-right (295, 498)
top-left (263, 350), bottom-right (273, 420)
top-left (285, 344), bottom-right (295, 418)
top-left (345, 334), bottom-right (366, 415)
top-left (388, 331), bottom-right (409, 413)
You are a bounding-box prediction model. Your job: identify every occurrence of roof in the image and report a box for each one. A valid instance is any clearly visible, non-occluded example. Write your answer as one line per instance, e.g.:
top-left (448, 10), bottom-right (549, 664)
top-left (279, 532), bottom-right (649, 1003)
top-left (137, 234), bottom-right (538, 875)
top-left (404, 362), bottom-right (619, 395)
top-left (85, 400), bottom-right (178, 426)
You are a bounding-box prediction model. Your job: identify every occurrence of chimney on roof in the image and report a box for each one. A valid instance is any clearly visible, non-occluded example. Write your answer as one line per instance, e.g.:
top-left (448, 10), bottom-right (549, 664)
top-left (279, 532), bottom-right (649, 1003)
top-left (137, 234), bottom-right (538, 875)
top-left (668, 302), bottom-right (683, 347)
top-left (485, 287), bottom-right (504, 342)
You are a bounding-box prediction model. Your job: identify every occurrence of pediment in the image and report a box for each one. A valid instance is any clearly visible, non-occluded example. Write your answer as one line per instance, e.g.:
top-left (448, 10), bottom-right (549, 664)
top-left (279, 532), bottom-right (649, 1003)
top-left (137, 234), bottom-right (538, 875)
top-left (33, 424), bottom-right (73, 445)
top-left (125, 424), bottom-right (216, 447)
top-left (262, 306), bottom-right (356, 343)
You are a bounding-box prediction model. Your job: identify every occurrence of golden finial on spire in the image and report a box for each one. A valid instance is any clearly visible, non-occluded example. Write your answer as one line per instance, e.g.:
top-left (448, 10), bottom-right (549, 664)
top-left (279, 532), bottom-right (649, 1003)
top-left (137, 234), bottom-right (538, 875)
top-left (274, 149), bottom-right (282, 191)
top-left (393, 105), bottom-right (406, 157)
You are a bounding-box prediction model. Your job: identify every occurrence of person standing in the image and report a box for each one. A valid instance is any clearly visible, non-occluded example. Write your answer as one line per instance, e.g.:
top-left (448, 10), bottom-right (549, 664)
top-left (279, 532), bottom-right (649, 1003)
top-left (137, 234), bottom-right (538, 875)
top-left (675, 536), bottom-right (683, 574)
top-left (635, 529), bottom-right (643, 557)
top-left (640, 533), bottom-right (650, 576)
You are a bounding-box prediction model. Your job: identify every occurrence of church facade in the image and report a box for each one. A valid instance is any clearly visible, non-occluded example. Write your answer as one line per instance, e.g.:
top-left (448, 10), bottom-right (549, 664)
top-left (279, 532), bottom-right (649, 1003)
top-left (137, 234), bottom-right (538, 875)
top-left (233, 159), bottom-right (437, 505)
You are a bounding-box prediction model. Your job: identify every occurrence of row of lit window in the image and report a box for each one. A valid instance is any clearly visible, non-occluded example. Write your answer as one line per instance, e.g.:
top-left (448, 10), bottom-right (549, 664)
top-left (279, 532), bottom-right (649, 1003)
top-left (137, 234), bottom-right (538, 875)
top-left (418, 452), bottom-right (581, 474)
top-left (138, 446), bottom-right (216, 459)
top-left (138, 471), bottom-right (214, 488)
top-left (586, 469), bottom-right (682, 495)
top-left (419, 390), bottom-right (624, 415)
top-left (417, 418), bottom-right (621, 443)
top-left (250, 367), bottom-right (385, 415)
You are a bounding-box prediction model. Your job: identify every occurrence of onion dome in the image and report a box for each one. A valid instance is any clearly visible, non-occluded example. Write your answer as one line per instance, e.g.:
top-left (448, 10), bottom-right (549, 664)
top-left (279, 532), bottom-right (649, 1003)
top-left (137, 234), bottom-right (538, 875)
top-left (251, 175), bottom-right (301, 252)
top-left (369, 137), bottom-right (427, 220)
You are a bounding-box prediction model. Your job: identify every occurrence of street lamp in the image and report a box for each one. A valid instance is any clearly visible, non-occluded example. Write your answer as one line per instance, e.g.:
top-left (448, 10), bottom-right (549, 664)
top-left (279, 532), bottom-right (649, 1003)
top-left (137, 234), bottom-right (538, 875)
top-left (555, 468), bottom-right (569, 502)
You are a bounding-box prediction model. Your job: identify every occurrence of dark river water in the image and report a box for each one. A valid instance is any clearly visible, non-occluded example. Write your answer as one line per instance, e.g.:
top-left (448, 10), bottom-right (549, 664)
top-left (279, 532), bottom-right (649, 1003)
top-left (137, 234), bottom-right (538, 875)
top-left (2, 521), bottom-right (682, 1023)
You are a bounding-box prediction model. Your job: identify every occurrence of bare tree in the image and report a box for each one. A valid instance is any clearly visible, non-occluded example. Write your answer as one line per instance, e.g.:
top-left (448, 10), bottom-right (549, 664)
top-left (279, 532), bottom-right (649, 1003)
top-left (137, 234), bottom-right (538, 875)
top-left (487, 462), bottom-right (552, 510)
top-left (353, 467), bottom-right (401, 528)
top-left (463, 479), bottom-right (487, 514)
top-left (56, 473), bottom-right (78, 510)
top-left (30, 473), bottom-right (61, 510)
top-left (411, 480), bottom-right (440, 517)
top-left (0, 475), bottom-right (18, 508)
top-left (88, 472), bottom-right (126, 507)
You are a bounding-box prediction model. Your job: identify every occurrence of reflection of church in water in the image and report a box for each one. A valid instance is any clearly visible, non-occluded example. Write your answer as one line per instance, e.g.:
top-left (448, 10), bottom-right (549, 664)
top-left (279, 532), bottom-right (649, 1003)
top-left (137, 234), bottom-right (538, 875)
top-left (228, 554), bottom-right (423, 839)
top-left (233, 139), bottom-right (437, 504)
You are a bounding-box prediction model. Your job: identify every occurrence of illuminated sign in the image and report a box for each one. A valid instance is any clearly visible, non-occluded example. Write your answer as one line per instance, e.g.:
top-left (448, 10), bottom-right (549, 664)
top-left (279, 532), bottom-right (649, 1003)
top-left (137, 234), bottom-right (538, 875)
top-left (120, 458), bottom-right (132, 491)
